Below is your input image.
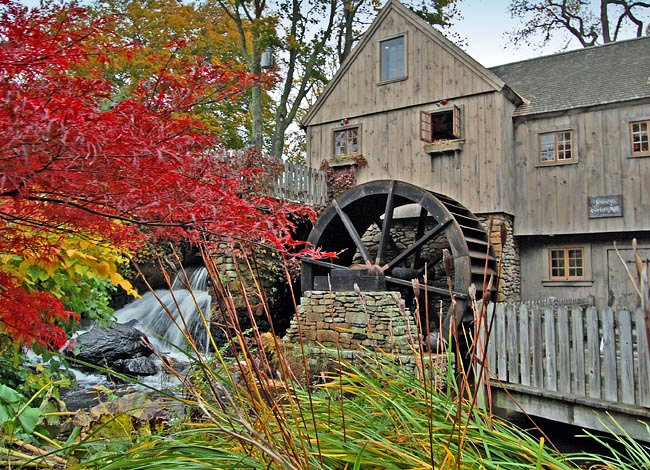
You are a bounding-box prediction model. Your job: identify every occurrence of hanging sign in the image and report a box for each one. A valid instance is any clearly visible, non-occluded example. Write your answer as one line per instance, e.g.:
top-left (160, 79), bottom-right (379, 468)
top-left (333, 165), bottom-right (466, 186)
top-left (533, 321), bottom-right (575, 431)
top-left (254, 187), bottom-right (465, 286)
top-left (588, 195), bottom-right (623, 218)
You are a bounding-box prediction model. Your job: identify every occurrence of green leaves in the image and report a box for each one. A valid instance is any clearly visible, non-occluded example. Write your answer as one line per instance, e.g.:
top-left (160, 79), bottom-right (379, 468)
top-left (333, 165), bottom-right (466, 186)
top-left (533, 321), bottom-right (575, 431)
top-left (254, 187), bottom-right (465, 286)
top-left (0, 384), bottom-right (43, 435)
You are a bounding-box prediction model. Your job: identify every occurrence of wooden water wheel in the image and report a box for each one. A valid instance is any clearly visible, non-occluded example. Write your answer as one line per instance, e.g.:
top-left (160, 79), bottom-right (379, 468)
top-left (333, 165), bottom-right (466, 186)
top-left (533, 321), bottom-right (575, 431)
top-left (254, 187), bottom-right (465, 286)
top-left (301, 180), bottom-right (496, 336)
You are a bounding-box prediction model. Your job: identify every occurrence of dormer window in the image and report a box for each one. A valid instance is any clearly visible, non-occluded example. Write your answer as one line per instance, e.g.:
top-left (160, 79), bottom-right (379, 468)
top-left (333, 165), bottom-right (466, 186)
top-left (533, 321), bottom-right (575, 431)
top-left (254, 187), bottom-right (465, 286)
top-left (379, 35), bottom-right (405, 82)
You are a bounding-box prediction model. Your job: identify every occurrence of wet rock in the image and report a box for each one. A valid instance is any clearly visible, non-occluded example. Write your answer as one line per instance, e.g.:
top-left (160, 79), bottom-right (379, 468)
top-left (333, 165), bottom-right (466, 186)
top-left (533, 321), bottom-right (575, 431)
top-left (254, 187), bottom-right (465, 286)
top-left (114, 356), bottom-right (158, 376)
top-left (73, 324), bottom-right (151, 366)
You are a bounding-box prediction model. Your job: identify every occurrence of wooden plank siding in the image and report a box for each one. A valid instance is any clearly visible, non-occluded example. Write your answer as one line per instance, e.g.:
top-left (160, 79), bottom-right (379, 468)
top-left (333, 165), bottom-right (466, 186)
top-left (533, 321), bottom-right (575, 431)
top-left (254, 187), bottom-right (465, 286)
top-left (486, 302), bottom-right (650, 410)
top-left (304, 0), bottom-right (518, 215)
top-left (305, 11), bottom-right (496, 127)
top-left (307, 91), bottom-right (517, 214)
top-left (513, 102), bottom-right (650, 236)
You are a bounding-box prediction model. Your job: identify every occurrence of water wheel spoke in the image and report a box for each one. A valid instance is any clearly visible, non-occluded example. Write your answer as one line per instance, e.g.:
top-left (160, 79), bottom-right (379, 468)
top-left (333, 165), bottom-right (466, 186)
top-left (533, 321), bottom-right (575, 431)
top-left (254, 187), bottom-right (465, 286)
top-left (333, 199), bottom-right (373, 264)
top-left (386, 218), bottom-right (452, 271)
top-left (300, 257), bottom-right (352, 271)
top-left (384, 275), bottom-right (467, 299)
top-left (411, 207), bottom-right (428, 269)
top-left (374, 219), bottom-right (401, 258)
top-left (376, 181), bottom-right (395, 265)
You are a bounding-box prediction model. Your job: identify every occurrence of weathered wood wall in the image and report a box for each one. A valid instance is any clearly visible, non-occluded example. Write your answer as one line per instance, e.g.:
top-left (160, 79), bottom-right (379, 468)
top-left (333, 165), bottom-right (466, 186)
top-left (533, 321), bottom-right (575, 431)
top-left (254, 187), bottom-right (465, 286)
top-left (305, 2), bottom-right (518, 215)
top-left (513, 102), bottom-right (650, 236)
top-left (307, 92), bottom-right (517, 214)
top-left (305, 7), bottom-right (498, 127)
top-left (519, 237), bottom-right (650, 309)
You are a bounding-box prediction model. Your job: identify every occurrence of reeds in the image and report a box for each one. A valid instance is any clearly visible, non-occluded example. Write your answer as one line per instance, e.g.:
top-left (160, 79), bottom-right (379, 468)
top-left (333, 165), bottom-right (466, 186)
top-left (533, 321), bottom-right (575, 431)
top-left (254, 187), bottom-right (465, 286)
top-left (67, 245), bottom-right (590, 470)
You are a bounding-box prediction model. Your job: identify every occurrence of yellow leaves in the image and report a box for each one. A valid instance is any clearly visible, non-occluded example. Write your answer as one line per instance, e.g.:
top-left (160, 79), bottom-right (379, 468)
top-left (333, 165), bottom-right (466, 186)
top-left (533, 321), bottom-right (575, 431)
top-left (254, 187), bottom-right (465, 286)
top-left (0, 225), bottom-right (138, 299)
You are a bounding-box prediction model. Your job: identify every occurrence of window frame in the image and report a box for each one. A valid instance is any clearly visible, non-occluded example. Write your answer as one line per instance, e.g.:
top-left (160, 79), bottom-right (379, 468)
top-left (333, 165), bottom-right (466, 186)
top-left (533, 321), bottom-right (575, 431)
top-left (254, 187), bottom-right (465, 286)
top-left (548, 247), bottom-right (585, 281)
top-left (537, 130), bottom-right (575, 165)
top-left (420, 105), bottom-right (462, 143)
top-left (377, 33), bottom-right (407, 84)
top-left (629, 119), bottom-right (650, 157)
top-left (332, 125), bottom-right (361, 159)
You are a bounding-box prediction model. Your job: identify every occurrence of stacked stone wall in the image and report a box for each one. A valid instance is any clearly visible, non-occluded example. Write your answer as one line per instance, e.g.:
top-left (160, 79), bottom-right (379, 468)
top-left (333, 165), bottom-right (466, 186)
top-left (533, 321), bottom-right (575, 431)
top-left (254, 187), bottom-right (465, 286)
top-left (476, 213), bottom-right (520, 302)
top-left (285, 290), bottom-right (447, 375)
top-left (285, 291), bottom-right (417, 353)
top-left (209, 241), bottom-right (296, 342)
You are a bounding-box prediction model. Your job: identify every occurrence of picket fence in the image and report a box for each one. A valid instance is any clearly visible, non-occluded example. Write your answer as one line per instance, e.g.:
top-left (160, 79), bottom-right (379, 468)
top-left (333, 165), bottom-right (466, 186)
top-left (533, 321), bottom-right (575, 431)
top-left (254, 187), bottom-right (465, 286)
top-left (484, 303), bottom-right (650, 409)
top-left (273, 160), bottom-right (327, 206)
top-left (210, 150), bottom-right (328, 206)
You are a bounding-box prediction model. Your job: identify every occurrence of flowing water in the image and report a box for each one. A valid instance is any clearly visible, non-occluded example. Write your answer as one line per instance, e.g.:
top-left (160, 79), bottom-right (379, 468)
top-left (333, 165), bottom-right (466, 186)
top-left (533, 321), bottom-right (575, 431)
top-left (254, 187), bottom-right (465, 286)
top-left (114, 266), bottom-right (212, 360)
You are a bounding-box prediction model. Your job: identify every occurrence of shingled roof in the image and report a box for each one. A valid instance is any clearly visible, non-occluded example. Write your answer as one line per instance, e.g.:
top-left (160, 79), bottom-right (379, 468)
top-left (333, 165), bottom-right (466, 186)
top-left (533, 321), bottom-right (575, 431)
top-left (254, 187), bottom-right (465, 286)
top-left (489, 36), bottom-right (650, 116)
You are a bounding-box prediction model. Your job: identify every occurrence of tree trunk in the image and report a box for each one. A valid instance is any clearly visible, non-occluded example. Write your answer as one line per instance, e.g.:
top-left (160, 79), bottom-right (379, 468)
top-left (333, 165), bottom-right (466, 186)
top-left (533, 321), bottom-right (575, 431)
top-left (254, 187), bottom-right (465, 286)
top-left (600, 0), bottom-right (612, 43)
top-left (249, 48), bottom-right (264, 149)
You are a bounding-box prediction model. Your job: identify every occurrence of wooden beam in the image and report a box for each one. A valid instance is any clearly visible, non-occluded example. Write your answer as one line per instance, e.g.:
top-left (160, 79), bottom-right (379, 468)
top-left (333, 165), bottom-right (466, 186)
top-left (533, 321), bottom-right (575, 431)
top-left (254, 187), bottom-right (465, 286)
top-left (333, 199), bottom-right (373, 264)
top-left (387, 219), bottom-right (452, 271)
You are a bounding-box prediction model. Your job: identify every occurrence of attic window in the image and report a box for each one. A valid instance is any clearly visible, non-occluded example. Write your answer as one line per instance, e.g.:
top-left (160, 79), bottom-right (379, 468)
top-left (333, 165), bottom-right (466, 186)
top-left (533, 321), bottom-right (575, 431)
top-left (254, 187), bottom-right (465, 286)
top-left (380, 35), bottom-right (405, 82)
top-left (420, 105), bottom-right (462, 143)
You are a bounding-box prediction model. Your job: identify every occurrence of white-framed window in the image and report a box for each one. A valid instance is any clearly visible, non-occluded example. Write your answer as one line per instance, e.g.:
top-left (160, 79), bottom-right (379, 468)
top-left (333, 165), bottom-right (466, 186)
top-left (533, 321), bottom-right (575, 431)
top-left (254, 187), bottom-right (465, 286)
top-left (539, 130), bottom-right (574, 164)
top-left (630, 119), bottom-right (650, 157)
top-left (333, 126), bottom-right (359, 157)
top-left (420, 105), bottom-right (462, 142)
top-left (379, 35), bottom-right (405, 82)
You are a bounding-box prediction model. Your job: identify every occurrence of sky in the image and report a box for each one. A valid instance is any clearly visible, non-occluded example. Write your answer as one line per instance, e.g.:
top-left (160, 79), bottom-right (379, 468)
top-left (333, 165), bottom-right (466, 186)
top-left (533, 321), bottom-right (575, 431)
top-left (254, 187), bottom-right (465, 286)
top-left (447, 0), bottom-right (582, 67)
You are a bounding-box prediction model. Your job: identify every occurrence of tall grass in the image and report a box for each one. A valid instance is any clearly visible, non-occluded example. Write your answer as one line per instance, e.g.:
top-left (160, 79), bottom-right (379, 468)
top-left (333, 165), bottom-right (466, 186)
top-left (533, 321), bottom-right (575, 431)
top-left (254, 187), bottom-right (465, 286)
top-left (13, 244), bottom-right (645, 469)
top-left (64, 246), bottom-right (587, 470)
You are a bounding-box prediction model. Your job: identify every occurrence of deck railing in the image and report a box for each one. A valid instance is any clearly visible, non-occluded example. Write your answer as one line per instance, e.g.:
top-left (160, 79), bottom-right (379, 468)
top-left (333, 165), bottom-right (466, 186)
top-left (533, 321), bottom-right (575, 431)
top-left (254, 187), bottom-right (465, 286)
top-left (273, 160), bottom-right (327, 206)
top-left (212, 150), bottom-right (327, 206)
top-left (484, 302), bottom-right (650, 409)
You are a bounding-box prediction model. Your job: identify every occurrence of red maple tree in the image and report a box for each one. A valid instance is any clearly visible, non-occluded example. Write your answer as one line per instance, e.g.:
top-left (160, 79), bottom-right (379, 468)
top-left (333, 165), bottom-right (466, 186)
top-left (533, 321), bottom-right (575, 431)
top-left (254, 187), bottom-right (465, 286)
top-left (0, 1), bottom-right (312, 348)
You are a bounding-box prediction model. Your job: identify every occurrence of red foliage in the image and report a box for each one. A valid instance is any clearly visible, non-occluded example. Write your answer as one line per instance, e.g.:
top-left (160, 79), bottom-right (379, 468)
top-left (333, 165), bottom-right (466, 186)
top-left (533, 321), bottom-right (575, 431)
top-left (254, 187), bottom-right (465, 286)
top-left (0, 273), bottom-right (78, 349)
top-left (0, 1), bottom-right (313, 348)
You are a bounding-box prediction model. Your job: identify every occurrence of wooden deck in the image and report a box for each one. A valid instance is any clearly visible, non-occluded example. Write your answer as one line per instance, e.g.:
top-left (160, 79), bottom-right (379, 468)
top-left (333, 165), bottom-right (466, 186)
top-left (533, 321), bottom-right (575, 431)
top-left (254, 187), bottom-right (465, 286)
top-left (482, 302), bottom-right (650, 441)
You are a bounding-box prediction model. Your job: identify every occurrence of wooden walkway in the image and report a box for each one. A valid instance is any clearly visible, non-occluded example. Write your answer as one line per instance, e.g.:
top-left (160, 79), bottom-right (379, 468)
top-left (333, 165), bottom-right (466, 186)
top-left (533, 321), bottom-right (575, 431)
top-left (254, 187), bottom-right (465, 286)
top-left (482, 302), bottom-right (650, 441)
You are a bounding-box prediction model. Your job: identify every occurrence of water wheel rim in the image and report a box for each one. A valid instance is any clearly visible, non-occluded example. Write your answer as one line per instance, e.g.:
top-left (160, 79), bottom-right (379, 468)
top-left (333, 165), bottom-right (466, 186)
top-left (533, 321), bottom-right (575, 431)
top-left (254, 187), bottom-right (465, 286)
top-left (301, 180), bottom-right (496, 332)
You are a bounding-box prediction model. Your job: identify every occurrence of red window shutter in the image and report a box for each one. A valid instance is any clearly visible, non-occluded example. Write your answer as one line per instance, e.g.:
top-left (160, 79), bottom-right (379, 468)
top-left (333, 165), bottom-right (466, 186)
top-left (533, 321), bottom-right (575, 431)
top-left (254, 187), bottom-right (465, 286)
top-left (452, 105), bottom-right (461, 139)
top-left (420, 111), bottom-right (432, 143)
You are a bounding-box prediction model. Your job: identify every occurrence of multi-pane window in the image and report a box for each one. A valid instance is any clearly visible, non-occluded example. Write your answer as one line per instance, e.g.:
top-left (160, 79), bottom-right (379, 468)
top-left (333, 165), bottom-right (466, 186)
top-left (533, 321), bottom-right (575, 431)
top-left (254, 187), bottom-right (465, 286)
top-left (334, 127), bottom-right (359, 157)
top-left (420, 106), bottom-right (462, 142)
top-left (549, 248), bottom-right (584, 280)
top-left (539, 130), bottom-right (574, 163)
top-left (630, 120), bottom-right (650, 156)
top-left (380, 36), bottom-right (405, 82)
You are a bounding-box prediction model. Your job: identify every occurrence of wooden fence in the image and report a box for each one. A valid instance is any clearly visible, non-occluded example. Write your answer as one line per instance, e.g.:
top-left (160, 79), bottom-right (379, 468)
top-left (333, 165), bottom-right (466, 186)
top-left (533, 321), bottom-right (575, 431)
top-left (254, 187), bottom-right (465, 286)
top-left (273, 160), bottom-right (327, 206)
top-left (211, 150), bottom-right (328, 206)
top-left (484, 303), bottom-right (650, 408)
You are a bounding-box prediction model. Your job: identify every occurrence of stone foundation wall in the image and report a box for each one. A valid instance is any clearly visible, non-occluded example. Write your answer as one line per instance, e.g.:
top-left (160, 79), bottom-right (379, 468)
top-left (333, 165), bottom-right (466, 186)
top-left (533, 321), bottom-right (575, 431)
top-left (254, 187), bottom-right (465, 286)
top-left (476, 213), bottom-right (520, 302)
top-left (209, 241), bottom-right (296, 342)
top-left (285, 290), bottom-right (447, 375)
top-left (285, 291), bottom-right (418, 354)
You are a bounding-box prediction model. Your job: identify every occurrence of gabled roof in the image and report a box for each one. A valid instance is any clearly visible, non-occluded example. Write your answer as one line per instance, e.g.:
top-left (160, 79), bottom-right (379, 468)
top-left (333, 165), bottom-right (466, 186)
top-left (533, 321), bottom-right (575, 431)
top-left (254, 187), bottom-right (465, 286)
top-left (490, 36), bottom-right (650, 116)
top-left (302, 0), bottom-right (520, 126)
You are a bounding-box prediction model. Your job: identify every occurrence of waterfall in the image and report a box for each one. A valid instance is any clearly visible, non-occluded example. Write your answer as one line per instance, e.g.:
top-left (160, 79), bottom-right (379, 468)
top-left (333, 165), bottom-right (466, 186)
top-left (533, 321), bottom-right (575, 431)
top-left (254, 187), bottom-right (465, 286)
top-left (114, 266), bottom-right (212, 359)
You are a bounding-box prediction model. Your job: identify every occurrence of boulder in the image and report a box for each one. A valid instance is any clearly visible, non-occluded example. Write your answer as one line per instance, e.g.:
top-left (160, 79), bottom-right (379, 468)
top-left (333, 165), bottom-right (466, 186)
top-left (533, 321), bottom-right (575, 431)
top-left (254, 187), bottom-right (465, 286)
top-left (114, 357), bottom-right (158, 376)
top-left (74, 324), bottom-right (151, 365)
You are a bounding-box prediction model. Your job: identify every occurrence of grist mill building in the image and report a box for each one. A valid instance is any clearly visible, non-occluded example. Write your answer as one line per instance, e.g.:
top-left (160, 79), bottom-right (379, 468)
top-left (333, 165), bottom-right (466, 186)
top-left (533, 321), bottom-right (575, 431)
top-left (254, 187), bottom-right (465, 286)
top-left (301, 0), bottom-right (650, 310)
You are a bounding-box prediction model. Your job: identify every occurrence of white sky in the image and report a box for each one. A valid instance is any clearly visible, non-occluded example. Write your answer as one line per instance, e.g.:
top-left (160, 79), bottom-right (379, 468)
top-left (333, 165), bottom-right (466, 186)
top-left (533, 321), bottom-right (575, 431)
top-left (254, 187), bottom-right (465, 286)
top-left (448, 0), bottom-right (584, 67)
